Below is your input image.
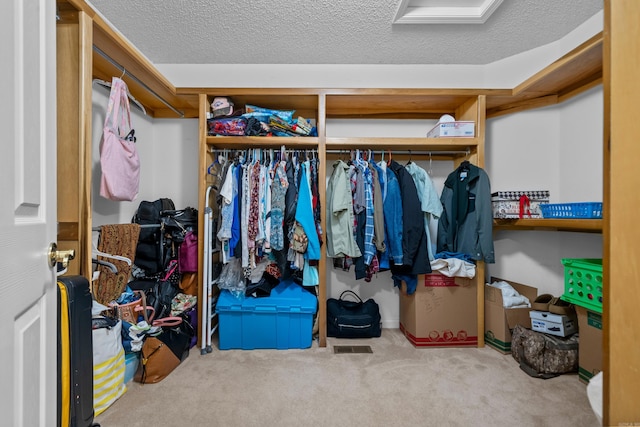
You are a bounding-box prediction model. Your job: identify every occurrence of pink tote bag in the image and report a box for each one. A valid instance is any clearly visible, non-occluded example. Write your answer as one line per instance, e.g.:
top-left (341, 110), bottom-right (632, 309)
top-left (100, 77), bottom-right (140, 201)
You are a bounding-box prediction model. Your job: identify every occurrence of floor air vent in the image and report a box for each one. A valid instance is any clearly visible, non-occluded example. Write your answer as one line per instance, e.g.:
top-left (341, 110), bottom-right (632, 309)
top-left (333, 345), bottom-right (373, 354)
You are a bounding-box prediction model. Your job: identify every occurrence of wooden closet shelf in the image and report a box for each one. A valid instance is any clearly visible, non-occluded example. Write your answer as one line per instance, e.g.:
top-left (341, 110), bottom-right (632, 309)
top-left (493, 218), bottom-right (602, 233)
top-left (326, 137), bottom-right (477, 152)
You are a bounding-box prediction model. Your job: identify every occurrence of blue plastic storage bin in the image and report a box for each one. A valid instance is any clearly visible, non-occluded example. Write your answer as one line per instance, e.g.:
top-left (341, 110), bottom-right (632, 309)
top-left (124, 352), bottom-right (139, 384)
top-left (216, 280), bottom-right (317, 350)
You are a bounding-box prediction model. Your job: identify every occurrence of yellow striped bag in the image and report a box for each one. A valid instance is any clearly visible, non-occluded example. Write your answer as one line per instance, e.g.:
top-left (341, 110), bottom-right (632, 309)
top-left (92, 318), bottom-right (127, 416)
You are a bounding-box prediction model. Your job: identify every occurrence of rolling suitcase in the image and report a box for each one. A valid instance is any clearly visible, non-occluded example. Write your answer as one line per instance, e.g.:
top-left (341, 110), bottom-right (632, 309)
top-left (57, 275), bottom-right (100, 427)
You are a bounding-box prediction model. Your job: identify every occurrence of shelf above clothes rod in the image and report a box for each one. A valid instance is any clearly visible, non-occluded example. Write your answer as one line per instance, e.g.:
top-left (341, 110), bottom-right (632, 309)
top-left (93, 46), bottom-right (185, 118)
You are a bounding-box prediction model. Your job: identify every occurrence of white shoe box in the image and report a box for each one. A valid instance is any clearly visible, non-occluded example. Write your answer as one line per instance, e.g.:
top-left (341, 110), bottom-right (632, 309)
top-left (529, 310), bottom-right (577, 337)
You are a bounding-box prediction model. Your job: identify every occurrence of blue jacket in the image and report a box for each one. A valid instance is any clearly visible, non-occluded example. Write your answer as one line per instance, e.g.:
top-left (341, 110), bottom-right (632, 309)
top-left (383, 167), bottom-right (404, 265)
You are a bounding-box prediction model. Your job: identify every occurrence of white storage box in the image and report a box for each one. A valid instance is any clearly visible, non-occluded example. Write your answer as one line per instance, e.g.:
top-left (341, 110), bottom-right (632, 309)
top-left (427, 121), bottom-right (475, 138)
top-left (529, 310), bottom-right (577, 337)
top-left (491, 191), bottom-right (550, 219)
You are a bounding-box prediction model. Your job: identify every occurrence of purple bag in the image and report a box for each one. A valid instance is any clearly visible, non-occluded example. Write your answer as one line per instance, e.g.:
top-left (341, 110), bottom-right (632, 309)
top-left (183, 307), bottom-right (198, 349)
top-left (178, 231), bottom-right (198, 273)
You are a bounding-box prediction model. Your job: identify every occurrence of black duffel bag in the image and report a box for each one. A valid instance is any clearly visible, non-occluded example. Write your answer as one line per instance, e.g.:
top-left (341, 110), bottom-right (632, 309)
top-left (327, 290), bottom-right (382, 338)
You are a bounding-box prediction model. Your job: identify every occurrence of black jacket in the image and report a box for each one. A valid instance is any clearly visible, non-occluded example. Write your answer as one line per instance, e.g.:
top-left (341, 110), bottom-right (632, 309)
top-left (388, 160), bottom-right (432, 275)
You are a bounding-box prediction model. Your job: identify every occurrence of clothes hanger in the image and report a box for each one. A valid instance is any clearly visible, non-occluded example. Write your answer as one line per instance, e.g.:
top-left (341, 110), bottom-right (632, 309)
top-left (91, 230), bottom-right (133, 266)
top-left (93, 247), bottom-right (132, 266)
top-left (92, 78), bottom-right (147, 115)
top-left (93, 258), bottom-right (118, 274)
top-left (428, 152), bottom-right (433, 176)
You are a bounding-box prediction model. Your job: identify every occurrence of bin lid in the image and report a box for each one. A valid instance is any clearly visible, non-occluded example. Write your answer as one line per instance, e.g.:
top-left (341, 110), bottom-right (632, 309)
top-left (216, 280), bottom-right (317, 314)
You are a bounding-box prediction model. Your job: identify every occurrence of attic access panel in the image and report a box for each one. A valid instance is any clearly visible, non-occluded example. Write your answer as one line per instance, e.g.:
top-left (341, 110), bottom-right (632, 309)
top-left (394, 0), bottom-right (504, 24)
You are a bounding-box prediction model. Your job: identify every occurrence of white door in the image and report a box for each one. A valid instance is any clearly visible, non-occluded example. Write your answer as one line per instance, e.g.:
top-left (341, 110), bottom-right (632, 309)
top-left (0, 0), bottom-right (58, 425)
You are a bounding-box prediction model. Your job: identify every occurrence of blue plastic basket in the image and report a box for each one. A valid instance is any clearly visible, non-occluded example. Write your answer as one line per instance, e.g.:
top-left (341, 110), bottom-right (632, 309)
top-left (539, 202), bottom-right (602, 219)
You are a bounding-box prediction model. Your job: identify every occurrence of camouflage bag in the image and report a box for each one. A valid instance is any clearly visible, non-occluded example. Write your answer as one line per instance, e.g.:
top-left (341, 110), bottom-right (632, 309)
top-left (511, 324), bottom-right (579, 379)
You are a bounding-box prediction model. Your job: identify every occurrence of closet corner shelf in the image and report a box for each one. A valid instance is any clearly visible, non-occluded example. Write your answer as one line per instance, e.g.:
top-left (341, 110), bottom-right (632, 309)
top-left (206, 135), bottom-right (319, 148)
top-left (493, 218), bottom-right (602, 233)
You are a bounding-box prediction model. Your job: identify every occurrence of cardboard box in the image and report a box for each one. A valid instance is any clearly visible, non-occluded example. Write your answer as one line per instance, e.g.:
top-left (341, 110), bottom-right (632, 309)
top-left (576, 305), bottom-right (603, 384)
top-left (215, 280), bottom-right (317, 350)
top-left (530, 310), bottom-right (578, 337)
top-left (427, 121), bottom-right (475, 138)
top-left (399, 274), bottom-right (478, 347)
top-left (484, 277), bottom-right (537, 353)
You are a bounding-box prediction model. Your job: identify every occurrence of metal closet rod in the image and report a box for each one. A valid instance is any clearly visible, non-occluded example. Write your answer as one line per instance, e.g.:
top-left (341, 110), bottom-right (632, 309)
top-left (93, 46), bottom-right (185, 118)
top-left (326, 149), bottom-right (470, 156)
top-left (92, 224), bottom-right (161, 231)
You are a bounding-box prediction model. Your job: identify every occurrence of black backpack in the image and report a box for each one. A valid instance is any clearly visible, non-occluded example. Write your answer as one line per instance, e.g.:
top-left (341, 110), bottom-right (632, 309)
top-left (132, 198), bottom-right (175, 275)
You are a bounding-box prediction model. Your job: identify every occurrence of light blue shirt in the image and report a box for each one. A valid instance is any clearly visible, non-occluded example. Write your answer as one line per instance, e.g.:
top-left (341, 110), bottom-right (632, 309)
top-left (405, 162), bottom-right (443, 261)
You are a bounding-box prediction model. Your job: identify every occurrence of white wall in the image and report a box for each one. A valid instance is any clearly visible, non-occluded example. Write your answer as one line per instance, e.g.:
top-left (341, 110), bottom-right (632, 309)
top-left (486, 86), bottom-right (603, 297)
top-left (91, 86), bottom-right (199, 228)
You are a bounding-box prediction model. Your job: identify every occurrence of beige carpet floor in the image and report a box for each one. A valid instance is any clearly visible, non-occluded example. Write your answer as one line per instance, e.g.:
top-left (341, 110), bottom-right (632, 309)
top-left (95, 329), bottom-right (599, 427)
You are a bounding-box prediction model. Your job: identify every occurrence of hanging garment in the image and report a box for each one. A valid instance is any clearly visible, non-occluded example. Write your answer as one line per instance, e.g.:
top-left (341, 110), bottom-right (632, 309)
top-left (326, 160), bottom-right (361, 259)
top-left (405, 162), bottom-right (443, 261)
top-left (270, 160), bottom-right (289, 251)
top-left (217, 162), bottom-right (235, 263)
top-left (357, 156), bottom-right (376, 265)
top-left (295, 162), bottom-right (321, 286)
top-left (99, 77), bottom-right (140, 201)
top-left (368, 163), bottom-right (386, 253)
top-left (383, 166), bottom-right (404, 266)
top-left (437, 161), bottom-right (495, 263)
top-left (388, 160), bottom-right (432, 275)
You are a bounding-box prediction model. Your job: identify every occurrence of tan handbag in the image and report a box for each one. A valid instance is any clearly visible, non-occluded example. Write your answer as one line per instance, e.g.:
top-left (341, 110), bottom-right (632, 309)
top-left (179, 272), bottom-right (198, 296)
top-left (110, 290), bottom-right (152, 325)
top-left (134, 337), bottom-right (180, 384)
top-left (134, 316), bottom-right (194, 384)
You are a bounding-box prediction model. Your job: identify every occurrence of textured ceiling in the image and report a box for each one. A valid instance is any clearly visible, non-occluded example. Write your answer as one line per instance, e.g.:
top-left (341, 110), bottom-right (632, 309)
top-left (88, 0), bottom-right (602, 66)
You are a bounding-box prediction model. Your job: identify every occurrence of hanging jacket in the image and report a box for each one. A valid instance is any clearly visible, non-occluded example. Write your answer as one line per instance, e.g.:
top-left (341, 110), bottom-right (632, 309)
top-left (388, 160), bottom-right (432, 275)
top-left (383, 166), bottom-right (404, 266)
top-left (284, 158), bottom-right (299, 227)
top-left (437, 161), bottom-right (495, 264)
top-left (405, 162), bottom-right (443, 262)
top-left (326, 160), bottom-right (361, 258)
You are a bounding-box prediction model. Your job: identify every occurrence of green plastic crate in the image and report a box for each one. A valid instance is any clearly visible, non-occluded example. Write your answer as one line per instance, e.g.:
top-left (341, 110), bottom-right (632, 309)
top-left (561, 258), bottom-right (603, 313)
